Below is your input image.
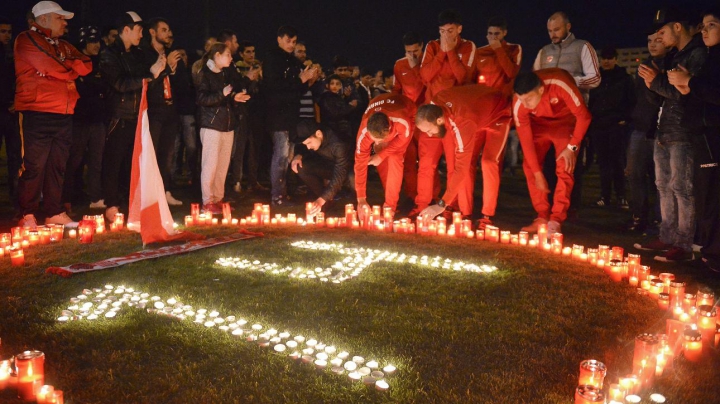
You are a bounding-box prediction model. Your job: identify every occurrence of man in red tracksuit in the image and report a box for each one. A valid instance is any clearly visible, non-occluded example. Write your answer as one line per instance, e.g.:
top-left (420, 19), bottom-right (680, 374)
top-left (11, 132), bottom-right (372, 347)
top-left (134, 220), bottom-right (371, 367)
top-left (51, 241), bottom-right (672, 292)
top-left (416, 85), bottom-right (511, 221)
top-left (413, 9), bottom-right (476, 217)
top-left (392, 32), bottom-right (426, 202)
top-left (14, 1), bottom-right (91, 228)
top-left (474, 16), bottom-right (522, 100)
top-left (355, 93), bottom-right (416, 219)
top-left (513, 69), bottom-right (592, 235)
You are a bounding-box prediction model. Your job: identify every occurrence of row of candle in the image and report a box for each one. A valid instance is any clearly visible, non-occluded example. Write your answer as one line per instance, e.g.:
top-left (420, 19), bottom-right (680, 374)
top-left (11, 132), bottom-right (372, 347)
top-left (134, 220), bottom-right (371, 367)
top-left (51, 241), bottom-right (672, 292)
top-left (57, 285), bottom-right (396, 392)
top-left (0, 350), bottom-right (63, 403)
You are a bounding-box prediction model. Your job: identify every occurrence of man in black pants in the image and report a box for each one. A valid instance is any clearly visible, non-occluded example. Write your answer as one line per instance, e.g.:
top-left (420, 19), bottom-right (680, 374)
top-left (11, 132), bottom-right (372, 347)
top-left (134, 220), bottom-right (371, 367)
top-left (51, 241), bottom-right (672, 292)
top-left (100, 11), bottom-right (166, 221)
top-left (290, 121), bottom-right (350, 216)
top-left (143, 17), bottom-right (183, 206)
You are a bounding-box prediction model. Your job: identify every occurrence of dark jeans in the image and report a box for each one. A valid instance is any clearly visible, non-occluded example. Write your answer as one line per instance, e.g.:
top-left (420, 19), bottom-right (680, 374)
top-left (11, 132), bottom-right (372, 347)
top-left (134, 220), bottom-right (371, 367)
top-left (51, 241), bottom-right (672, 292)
top-left (62, 119), bottom-right (105, 204)
top-left (655, 136), bottom-right (695, 251)
top-left (0, 108), bottom-right (21, 205)
top-left (148, 105), bottom-right (179, 191)
top-left (17, 111), bottom-right (72, 217)
top-left (626, 130), bottom-right (657, 222)
top-left (591, 124), bottom-right (628, 201)
top-left (103, 118), bottom-right (136, 209)
top-left (296, 156), bottom-right (333, 199)
top-left (174, 114), bottom-right (198, 180)
top-left (694, 130), bottom-right (720, 251)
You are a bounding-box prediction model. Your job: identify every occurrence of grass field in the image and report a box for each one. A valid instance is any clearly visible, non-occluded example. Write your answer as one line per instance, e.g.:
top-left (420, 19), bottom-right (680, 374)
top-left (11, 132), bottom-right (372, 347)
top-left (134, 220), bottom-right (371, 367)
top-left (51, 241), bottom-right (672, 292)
top-left (0, 167), bottom-right (719, 403)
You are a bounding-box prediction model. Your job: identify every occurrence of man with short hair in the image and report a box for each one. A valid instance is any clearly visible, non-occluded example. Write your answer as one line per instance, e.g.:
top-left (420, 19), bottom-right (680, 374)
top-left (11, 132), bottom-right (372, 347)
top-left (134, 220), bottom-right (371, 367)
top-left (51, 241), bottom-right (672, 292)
top-left (635, 7), bottom-right (708, 262)
top-left (415, 85), bottom-right (512, 222)
top-left (264, 25), bottom-right (317, 206)
top-left (513, 69), bottom-right (592, 235)
top-left (192, 36), bottom-right (216, 79)
top-left (0, 16), bottom-right (21, 207)
top-left (354, 93), bottom-right (416, 218)
top-left (14, 1), bottom-right (92, 228)
top-left (100, 11), bottom-right (166, 221)
top-left (143, 17), bottom-right (183, 206)
top-left (474, 16), bottom-right (522, 99)
top-left (291, 121), bottom-right (350, 216)
top-left (101, 26), bottom-right (117, 48)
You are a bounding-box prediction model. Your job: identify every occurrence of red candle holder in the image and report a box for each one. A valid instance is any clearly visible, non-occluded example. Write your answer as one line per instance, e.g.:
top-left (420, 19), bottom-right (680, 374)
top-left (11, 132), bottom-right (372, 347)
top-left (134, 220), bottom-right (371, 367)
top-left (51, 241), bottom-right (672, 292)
top-left (191, 203), bottom-right (200, 223)
top-left (78, 220), bottom-right (95, 244)
top-left (578, 359), bottom-right (606, 389)
top-left (9, 248), bottom-right (24, 266)
top-left (114, 213), bottom-right (124, 230)
top-left (15, 350), bottom-right (44, 401)
top-left (574, 384), bottom-right (604, 404)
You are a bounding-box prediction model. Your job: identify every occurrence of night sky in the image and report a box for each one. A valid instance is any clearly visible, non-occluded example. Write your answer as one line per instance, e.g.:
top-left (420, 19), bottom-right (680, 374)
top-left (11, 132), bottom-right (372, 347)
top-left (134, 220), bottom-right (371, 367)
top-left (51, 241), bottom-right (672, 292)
top-left (4, 0), bottom-right (717, 72)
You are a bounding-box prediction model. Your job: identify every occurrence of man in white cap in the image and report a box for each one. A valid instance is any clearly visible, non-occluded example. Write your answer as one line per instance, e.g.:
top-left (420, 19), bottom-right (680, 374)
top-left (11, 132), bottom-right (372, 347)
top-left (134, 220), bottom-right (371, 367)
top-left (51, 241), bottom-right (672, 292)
top-left (14, 1), bottom-right (91, 228)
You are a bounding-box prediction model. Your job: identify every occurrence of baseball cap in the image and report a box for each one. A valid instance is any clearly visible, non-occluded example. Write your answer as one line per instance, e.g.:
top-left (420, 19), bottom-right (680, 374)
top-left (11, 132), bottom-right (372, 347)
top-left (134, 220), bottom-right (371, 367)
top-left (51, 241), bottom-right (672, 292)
top-left (32, 1), bottom-right (74, 19)
top-left (652, 7), bottom-right (688, 32)
top-left (115, 11), bottom-right (142, 30)
top-left (78, 25), bottom-right (100, 44)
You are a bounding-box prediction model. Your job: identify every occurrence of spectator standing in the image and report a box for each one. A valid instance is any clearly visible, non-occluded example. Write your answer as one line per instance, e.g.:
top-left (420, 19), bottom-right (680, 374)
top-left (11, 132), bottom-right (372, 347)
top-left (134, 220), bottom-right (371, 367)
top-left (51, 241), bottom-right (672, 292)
top-left (171, 48), bottom-right (198, 186)
top-left (625, 32), bottom-right (667, 233)
top-left (0, 16), bottom-right (21, 206)
top-left (14, 1), bottom-right (91, 227)
top-left (636, 7), bottom-right (707, 262)
top-left (318, 74), bottom-right (357, 143)
top-left (588, 46), bottom-right (636, 209)
top-left (195, 42), bottom-right (250, 213)
top-left (263, 25), bottom-right (317, 206)
top-left (61, 25), bottom-right (108, 212)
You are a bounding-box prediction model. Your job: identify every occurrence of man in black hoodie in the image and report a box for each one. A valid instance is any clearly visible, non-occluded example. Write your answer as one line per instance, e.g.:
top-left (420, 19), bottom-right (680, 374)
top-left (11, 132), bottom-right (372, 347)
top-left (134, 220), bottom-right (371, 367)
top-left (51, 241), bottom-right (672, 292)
top-left (636, 8), bottom-right (707, 262)
top-left (625, 32), bottom-right (668, 233)
top-left (668, 8), bottom-right (720, 273)
top-left (588, 46), bottom-right (636, 209)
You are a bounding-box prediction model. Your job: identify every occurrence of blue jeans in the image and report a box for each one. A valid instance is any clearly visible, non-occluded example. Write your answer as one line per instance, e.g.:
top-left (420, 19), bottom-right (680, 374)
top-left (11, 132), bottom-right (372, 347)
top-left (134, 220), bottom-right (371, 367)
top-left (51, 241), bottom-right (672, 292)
top-left (626, 130), bottom-right (657, 221)
top-left (654, 139), bottom-right (695, 250)
top-left (270, 130), bottom-right (294, 199)
top-left (174, 114), bottom-right (198, 179)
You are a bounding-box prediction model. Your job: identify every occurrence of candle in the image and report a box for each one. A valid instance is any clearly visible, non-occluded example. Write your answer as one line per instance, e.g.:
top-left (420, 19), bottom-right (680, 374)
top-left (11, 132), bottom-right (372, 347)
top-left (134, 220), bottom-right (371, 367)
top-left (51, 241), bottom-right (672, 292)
top-left (696, 289), bottom-right (715, 306)
top-left (191, 203), bottom-right (200, 223)
top-left (231, 218), bottom-right (238, 225)
top-left (537, 223), bottom-right (547, 246)
top-left (476, 229), bottom-right (485, 240)
top-left (15, 350), bottom-right (44, 401)
top-left (500, 231), bottom-right (510, 244)
top-left (562, 247), bottom-right (572, 256)
top-left (608, 261), bottom-right (623, 283)
top-left (683, 329), bottom-right (702, 362)
top-left (28, 230), bottom-right (39, 246)
top-left (52, 390), bottom-right (64, 404)
top-left (618, 375), bottom-right (638, 396)
top-left (682, 293), bottom-right (697, 312)
top-left (658, 293), bottom-right (670, 311)
top-left (510, 234), bottom-right (519, 245)
top-left (184, 215), bottom-right (193, 227)
top-left (222, 203), bottom-right (232, 221)
top-left (574, 384), bottom-right (604, 404)
top-left (10, 248), bottom-right (24, 266)
top-left (611, 246), bottom-right (624, 261)
top-left (578, 359), bottom-right (606, 389)
top-left (478, 74), bottom-right (486, 84)
top-left (36, 385), bottom-right (54, 403)
top-left (587, 248), bottom-right (598, 265)
top-left (607, 384), bottom-right (623, 402)
top-left (598, 245), bottom-right (609, 261)
top-left (632, 333), bottom-right (658, 377)
top-left (0, 359), bottom-right (11, 389)
top-left (78, 220), bottom-right (95, 244)
top-left (114, 213), bottom-right (125, 230)
top-left (39, 227), bottom-right (51, 244)
top-left (518, 231), bottom-right (528, 246)
top-left (68, 229), bottom-right (76, 239)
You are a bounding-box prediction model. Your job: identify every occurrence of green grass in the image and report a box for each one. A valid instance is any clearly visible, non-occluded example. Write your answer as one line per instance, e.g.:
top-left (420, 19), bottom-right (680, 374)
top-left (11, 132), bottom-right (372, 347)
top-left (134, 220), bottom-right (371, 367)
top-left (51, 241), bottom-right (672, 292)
top-left (0, 168), bottom-right (719, 403)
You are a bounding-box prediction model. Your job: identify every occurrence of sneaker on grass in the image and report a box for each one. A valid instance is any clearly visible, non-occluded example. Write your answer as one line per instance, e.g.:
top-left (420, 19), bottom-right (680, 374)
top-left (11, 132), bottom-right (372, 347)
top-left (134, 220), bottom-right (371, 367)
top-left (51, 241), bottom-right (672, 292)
top-left (521, 217), bottom-right (548, 233)
top-left (165, 191), bottom-right (183, 206)
top-left (547, 220), bottom-right (561, 236)
top-left (634, 239), bottom-right (672, 251)
top-left (89, 199), bottom-right (106, 209)
top-left (654, 247), bottom-right (694, 262)
top-left (19, 214), bottom-right (38, 229)
top-left (45, 212), bottom-right (78, 227)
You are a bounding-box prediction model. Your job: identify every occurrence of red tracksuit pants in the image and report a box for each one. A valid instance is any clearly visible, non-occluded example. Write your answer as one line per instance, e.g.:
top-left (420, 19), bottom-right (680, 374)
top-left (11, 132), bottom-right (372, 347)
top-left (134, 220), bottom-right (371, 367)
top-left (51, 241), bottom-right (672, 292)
top-left (522, 134), bottom-right (574, 223)
top-left (377, 153), bottom-right (405, 210)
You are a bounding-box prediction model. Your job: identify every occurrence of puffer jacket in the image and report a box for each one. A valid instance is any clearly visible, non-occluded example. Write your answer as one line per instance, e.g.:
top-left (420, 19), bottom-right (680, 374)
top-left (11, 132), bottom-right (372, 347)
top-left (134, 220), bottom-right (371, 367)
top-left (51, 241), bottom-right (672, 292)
top-left (14, 24), bottom-right (92, 114)
top-left (100, 38), bottom-right (153, 120)
top-left (650, 34), bottom-right (707, 141)
top-left (195, 62), bottom-right (237, 132)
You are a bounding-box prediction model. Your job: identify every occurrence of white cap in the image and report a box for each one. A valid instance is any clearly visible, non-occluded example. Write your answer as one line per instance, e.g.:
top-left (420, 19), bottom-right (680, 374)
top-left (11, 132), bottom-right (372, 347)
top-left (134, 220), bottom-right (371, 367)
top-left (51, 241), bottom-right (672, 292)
top-left (32, 1), bottom-right (74, 19)
top-left (126, 11), bottom-right (142, 23)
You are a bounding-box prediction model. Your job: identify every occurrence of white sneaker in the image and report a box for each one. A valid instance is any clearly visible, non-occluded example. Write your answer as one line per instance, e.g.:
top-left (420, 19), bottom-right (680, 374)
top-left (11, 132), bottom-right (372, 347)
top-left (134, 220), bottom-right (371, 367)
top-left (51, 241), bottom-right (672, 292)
top-left (105, 206), bottom-right (119, 222)
top-left (692, 244), bottom-right (703, 253)
top-left (165, 191), bottom-right (183, 206)
top-left (547, 220), bottom-right (561, 236)
top-left (45, 212), bottom-right (78, 227)
top-left (20, 214), bottom-right (38, 229)
top-left (89, 199), bottom-right (106, 209)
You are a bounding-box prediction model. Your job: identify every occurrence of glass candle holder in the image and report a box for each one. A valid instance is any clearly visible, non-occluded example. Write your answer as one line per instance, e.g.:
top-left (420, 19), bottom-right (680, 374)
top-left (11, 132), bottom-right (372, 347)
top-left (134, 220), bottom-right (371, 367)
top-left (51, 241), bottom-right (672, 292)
top-left (683, 329), bottom-right (703, 362)
top-left (574, 384), bottom-right (604, 404)
top-left (578, 359), bottom-right (606, 389)
top-left (15, 350), bottom-right (44, 401)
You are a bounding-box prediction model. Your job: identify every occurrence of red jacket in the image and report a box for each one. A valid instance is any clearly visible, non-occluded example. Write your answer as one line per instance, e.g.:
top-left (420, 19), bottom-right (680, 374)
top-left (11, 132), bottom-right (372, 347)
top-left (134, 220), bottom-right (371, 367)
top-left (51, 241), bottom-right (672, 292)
top-left (392, 57), bottom-right (425, 105)
top-left (14, 24), bottom-right (92, 115)
top-left (420, 38), bottom-right (476, 101)
top-left (432, 85), bottom-right (511, 204)
top-left (513, 68), bottom-right (592, 174)
top-left (474, 41), bottom-right (522, 100)
top-left (354, 93), bottom-right (416, 199)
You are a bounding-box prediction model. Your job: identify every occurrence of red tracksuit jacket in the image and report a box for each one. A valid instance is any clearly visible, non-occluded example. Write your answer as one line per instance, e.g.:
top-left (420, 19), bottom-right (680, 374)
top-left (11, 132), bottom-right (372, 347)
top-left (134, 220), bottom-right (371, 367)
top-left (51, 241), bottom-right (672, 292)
top-left (432, 85), bottom-right (511, 204)
top-left (420, 38), bottom-right (476, 101)
top-left (513, 68), bottom-right (592, 174)
top-left (392, 57), bottom-right (425, 105)
top-left (474, 40), bottom-right (522, 99)
top-left (355, 93), bottom-right (417, 199)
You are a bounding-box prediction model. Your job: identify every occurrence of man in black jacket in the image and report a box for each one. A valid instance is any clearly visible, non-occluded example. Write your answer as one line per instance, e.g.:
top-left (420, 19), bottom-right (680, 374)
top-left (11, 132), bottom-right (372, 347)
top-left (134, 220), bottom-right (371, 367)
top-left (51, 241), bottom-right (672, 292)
top-left (625, 32), bottom-right (667, 233)
top-left (668, 8), bottom-right (720, 273)
top-left (263, 25), bottom-right (317, 206)
top-left (290, 121), bottom-right (350, 216)
top-left (636, 8), bottom-right (707, 262)
top-left (100, 11), bottom-right (166, 221)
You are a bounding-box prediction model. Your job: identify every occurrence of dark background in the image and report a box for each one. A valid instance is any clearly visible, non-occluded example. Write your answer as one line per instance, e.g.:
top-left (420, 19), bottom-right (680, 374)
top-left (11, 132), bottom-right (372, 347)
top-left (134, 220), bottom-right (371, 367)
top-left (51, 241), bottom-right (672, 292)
top-left (3, 0), bottom-right (717, 72)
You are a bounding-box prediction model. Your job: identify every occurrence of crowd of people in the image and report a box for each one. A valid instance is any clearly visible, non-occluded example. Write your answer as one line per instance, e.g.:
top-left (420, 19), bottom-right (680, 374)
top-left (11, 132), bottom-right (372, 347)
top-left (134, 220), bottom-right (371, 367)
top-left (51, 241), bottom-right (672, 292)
top-left (1, 2), bottom-right (719, 273)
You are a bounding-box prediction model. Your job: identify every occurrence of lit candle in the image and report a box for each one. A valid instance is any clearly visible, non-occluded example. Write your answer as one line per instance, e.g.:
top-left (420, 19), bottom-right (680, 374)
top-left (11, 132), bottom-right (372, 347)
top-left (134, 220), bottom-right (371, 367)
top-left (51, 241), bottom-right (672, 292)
top-left (618, 375), bottom-right (638, 396)
top-left (598, 245), bottom-right (610, 261)
top-left (39, 227), bottom-right (51, 244)
top-left (114, 213), bottom-right (125, 230)
top-left (52, 390), bottom-right (64, 404)
top-left (191, 203), bottom-right (200, 223)
top-left (476, 229), bottom-right (484, 240)
top-left (682, 329), bottom-right (702, 362)
top-left (607, 383), bottom-right (623, 402)
top-left (537, 223), bottom-right (547, 246)
top-left (574, 384), bottom-right (604, 404)
top-left (610, 246), bottom-right (624, 261)
top-left (36, 385), bottom-right (54, 403)
top-left (562, 247), bottom-right (572, 256)
top-left (28, 231), bottom-right (40, 246)
top-left (10, 247), bottom-right (25, 266)
top-left (578, 359), bottom-right (606, 389)
top-left (500, 231), bottom-right (510, 244)
top-left (511, 234), bottom-right (519, 245)
top-left (78, 220), bottom-right (94, 244)
top-left (518, 231), bottom-right (528, 246)
top-left (682, 293), bottom-right (697, 312)
top-left (696, 289), bottom-right (715, 307)
top-left (68, 229), bottom-right (76, 239)
top-left (608, 261), bottom-right (623, 283)
top-left (15, 350), bottom-right (44, 401)
top-left (587, 248), bottom-right (598, 265)
top-left (658, 293), bottom-right (670, 311)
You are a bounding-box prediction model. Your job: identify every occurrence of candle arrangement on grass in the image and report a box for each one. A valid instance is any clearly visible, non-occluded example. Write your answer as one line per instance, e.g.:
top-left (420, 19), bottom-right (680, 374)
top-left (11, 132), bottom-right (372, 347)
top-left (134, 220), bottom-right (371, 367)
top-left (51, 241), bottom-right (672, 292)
top-left (55, 285), bottom-right (398, 392)
top-left (0, 348), bottom-right (64, 403)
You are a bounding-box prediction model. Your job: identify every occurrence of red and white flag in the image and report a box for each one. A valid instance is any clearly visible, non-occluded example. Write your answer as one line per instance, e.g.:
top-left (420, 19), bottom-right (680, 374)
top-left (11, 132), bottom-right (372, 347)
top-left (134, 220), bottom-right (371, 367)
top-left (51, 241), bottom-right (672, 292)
top-left (127, 81), bottom-right (198, 245)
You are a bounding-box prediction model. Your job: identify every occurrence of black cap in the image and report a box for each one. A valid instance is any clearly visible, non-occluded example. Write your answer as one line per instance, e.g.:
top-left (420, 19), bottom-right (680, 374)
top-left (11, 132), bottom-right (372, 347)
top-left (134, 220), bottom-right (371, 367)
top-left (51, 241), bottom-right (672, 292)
top-left (652, 7), bottom-right (688, 32)
top-left (78, 25), bottom-right (100, 44)
top-left (115, 11), bottom-right (142, 31)
top-left (295, 120), bottom-right (322, 144)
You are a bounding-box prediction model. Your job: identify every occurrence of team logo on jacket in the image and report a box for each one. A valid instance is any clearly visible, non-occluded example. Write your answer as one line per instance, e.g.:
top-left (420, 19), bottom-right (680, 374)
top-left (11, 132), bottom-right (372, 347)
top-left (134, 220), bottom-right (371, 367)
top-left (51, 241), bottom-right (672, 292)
top-left (546, 56), bottom-right (554, 63)
top-left (445, 102), bottom-right (453, 108)
top-left (550, 97), bottom-right (559, 104)
top-left (375, 107), bottom-right (382, 112)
